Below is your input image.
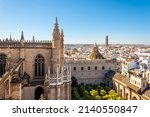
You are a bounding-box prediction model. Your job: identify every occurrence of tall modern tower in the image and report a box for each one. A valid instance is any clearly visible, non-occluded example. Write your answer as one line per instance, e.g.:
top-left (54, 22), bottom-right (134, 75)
top-left (105, 35), bottom-right (108, 47)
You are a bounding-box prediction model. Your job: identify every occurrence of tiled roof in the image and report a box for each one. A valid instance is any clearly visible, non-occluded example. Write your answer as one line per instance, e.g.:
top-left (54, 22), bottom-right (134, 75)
top-left (113, 73), bottom-right (150, 99)
top-left (113, 73), bottom-right (140, 92)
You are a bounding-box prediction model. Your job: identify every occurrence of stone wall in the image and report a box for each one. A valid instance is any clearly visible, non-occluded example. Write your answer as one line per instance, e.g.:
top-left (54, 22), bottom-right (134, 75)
top-left (0, 48), bottom-right (20, 68)
top-left (66, 59), bottom-right (117, 84)
top-left (0, 47), bottom-right (51, 80)
top-left (11, 82), bottom-right (21, 99)
top-left (113, 77), bottom-right (146, 100)
top-left (46, 82), bottom-right (71, 100)
top-left (22, 48), bottom-right (51, 80)
top-left (0, 84), bottom-right (4, 99)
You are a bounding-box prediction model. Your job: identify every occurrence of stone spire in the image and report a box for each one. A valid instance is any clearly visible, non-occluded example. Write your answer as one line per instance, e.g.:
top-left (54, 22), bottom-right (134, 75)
top-left (54, 17), bottom-right (59, 32)
top-left (55, 16), bottom-right (58, 25)
top-left (9, 34), bottom-right (12, 41)
top-left (53, 17), bottom-right (60, 40)
top-left (33, 36), bottom-right (35, 42)
top-left (20, 31), bottom-right (24, 46)
top-left (60, 29), bottom-right (64, 53)
top-left (61, 29), bottom-right (64, 40)
top-left (20, 31), bottom-right (24, 41)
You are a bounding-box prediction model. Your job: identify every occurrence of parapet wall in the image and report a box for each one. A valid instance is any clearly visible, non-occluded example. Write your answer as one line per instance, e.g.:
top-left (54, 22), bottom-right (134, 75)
top-left (0, 38), bottom-right (52, 48)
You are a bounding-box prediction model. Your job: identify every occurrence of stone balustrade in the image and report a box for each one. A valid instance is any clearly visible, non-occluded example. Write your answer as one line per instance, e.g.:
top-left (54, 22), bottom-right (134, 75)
top-left (47, 65), bottom-right (71, 86)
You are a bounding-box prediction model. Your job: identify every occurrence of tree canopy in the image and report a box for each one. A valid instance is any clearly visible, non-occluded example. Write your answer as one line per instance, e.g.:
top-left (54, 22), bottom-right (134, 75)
top-left (71, 77), bottom-right (123, 100)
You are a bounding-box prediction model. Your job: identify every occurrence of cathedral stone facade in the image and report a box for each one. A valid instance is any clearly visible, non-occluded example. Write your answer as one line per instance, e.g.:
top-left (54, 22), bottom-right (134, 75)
top-left (0, 18), bottom-right (71, 100)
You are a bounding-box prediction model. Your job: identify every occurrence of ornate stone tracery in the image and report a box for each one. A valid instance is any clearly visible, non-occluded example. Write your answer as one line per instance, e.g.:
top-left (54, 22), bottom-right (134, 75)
top-left (0, 18), bottom-right (71, 100)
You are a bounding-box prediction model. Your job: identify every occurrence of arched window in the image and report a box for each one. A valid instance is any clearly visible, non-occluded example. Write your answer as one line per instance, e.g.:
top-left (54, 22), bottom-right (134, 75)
top-left (73, 67), bottom-right (76, 71)
top-left (81, 67), bottom-right (84, 70)
top-left (0, 54), bottom-right (7, 77)
top-left (95, 66), bottom-right (97, 70)
top-left (35, 54), bottom-right (44, 77)
top-left (102, 66), bottom-right (105, 70)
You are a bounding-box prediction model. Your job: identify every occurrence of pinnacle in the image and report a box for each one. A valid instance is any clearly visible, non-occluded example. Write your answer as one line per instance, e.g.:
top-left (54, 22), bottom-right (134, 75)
top-left (55, 16), bottom-right (58, 25)
top-left (21, 31), bottom-right (24, 40)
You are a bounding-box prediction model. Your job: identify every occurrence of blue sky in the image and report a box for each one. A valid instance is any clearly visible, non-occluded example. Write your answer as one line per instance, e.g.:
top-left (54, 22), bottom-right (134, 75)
top-left (0, 0), bottom-right (150, 44)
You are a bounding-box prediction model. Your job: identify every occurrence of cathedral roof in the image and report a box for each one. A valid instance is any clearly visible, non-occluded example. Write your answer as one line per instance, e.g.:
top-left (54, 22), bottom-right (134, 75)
top-left (88, 43), bottom-right (104, 60)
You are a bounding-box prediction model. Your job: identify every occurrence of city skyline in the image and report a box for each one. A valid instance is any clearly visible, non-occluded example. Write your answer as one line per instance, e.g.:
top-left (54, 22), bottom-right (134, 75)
top-left (0, 0), bottom-right (150, 44)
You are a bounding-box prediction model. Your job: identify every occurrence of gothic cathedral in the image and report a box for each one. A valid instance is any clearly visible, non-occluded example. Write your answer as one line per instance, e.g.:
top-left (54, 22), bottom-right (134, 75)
top-left (0, 18), bottom-right (71, 100)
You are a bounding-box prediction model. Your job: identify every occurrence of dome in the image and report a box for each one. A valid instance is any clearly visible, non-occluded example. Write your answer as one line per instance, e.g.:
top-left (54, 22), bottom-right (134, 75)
top-left (88, 43), bottom-right (104, 60)
top-left (128, 59), bottom-right (140, 70)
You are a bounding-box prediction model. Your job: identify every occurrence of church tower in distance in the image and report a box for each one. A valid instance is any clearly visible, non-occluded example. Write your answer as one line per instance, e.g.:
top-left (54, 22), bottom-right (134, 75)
top-left (105, 35), bottom-right (108, 47)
